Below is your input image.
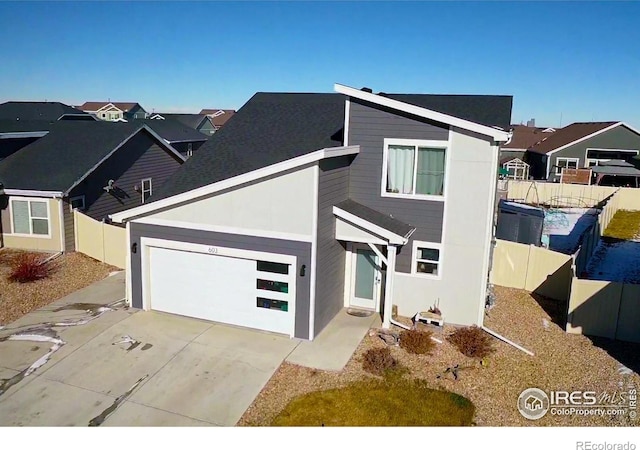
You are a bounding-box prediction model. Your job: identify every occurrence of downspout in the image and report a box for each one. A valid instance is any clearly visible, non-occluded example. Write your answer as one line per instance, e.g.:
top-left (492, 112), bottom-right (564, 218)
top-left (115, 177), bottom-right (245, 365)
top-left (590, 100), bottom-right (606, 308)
top-left (482, 326), bottom-right (534, 356)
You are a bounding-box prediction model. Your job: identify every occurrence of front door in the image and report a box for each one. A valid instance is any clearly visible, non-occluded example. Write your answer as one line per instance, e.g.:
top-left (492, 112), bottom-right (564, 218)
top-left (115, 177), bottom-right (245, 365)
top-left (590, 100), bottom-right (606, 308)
top-left (350, 244), bottom-right (381, 310)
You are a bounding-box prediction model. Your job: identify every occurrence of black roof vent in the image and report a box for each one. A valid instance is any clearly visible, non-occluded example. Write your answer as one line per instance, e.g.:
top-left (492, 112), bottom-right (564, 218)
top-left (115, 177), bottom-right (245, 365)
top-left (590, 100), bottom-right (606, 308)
top-left (361, 87), bottom-right (373, 93)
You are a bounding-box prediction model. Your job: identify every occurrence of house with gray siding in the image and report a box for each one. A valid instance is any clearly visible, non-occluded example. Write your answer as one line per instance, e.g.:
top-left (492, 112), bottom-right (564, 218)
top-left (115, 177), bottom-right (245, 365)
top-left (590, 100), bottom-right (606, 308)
top-left (526, 121), bottom-right (640, 182)
top-left (0, 121), bottom-right (184, 253)
top-left (111, 84), bottom-right (512, 340)
top-left (80, 102), bottom-right (148, 121)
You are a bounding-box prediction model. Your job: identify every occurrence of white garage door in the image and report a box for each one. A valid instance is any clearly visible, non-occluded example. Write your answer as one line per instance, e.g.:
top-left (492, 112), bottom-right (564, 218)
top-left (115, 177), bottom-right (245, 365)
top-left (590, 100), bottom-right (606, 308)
top-left (148, 246), bottom-right (295, 336)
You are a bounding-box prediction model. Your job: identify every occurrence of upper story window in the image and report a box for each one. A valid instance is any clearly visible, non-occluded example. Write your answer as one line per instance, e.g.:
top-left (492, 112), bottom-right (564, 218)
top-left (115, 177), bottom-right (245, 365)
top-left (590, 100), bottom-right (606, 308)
top-left (187, 143), bottom-right (193, 158)
top-left (141, 178), bottom-right (152, 203)
top-left (69, 195), bottom-right (85, 211)
top-left (382, 139), bottom-right (447, 201)
top-left (555, 157), bottom-right (579, 175)
top-left (11, 198), bottom-right (50, 236)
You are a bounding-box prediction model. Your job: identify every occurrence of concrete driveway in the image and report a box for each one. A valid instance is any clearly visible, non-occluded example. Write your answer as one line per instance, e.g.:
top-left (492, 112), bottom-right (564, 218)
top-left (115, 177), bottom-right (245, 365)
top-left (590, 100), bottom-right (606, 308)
top-left (0, 272), bottom-right (298, 426)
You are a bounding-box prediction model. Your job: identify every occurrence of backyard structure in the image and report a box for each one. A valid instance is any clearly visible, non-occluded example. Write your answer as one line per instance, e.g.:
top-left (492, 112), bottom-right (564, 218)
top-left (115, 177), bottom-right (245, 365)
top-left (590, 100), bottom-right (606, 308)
top-left (493, 181), bottom-right (640, 343)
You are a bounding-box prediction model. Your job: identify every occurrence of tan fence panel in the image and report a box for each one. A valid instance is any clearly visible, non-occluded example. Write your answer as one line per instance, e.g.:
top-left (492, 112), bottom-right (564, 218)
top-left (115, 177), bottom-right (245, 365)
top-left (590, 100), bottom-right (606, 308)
top-left (507, 181), bottom-right (617, 207)
top-left (74, 210), bottom-right (105, 262)
top-left (617, 188), bottom-right (640, 210)
top-left (525, 246), bottom-right (572, 301)
top-left (490, 239), bottom-right (530, 289)
top-left (566, 278), bottom-right (622, 339)
top-left (615, 284), bottom-right (640, 343)
top-left (74, 210), bottom-right (126, 269)
top-left (103, 224), bottom-right (126, 269)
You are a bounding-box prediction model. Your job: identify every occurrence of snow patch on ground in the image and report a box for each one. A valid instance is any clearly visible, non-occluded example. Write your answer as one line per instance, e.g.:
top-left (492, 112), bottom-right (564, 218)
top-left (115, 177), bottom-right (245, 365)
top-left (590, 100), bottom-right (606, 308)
top-left (585, 239), bottom-right (640, 283)
top-left (543, 208), bottom-right (599, 254)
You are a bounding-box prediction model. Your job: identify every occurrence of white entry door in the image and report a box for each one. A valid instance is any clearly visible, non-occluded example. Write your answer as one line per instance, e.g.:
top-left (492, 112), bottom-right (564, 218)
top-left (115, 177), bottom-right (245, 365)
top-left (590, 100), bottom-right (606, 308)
top-left (349, 244), bottom-right (381, 310)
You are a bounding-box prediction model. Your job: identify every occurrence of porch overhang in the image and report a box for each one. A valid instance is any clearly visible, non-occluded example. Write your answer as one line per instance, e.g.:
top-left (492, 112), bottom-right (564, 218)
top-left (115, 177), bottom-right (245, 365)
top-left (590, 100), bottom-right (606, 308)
top-left (332, 199), bottom-right (415, 246)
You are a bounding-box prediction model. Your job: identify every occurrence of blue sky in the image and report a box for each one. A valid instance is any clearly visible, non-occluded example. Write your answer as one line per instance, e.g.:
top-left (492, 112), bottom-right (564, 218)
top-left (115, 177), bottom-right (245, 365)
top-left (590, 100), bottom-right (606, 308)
top-left (1, 1), bottom-right (639, 128)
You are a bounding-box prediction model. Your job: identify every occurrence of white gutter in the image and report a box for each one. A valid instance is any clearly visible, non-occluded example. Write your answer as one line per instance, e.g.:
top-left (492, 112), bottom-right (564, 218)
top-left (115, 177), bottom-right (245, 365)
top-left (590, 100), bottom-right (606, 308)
top-left (482, 326), bottom-right (534, 356)
top-left (2, 189), bottom-right (63, 198)
top-left (0, 131), bottom-right (49, 139)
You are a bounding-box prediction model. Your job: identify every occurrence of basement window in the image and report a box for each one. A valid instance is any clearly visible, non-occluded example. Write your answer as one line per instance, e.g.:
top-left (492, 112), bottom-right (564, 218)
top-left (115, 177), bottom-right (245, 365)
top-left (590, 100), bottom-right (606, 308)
top-left (412, 240), bottom-right (442, 278)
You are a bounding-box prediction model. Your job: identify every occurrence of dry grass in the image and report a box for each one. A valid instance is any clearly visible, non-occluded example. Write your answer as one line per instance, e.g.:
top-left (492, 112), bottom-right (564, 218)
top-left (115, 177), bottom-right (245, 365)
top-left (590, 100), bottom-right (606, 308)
top-left (272, 375), bottom-right (475, 426)
top-left (0, 249), bottom-right (117, 325)
top-left (603, 210), bottom-right (640, 240)
top-left (239, 286), bottom-right (640, 427)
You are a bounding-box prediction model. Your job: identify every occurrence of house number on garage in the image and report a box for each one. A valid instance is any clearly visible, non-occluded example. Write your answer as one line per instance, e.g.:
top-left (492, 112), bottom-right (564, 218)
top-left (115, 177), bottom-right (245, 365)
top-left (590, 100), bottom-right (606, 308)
top-left (207, 247), bottom-right (218, 254)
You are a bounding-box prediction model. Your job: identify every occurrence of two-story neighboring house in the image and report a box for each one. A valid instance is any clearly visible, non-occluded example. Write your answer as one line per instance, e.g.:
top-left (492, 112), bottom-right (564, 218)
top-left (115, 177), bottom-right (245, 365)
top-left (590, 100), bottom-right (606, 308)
top-left (111, 84), bottom-right (512, 340)
top-left (0, 121), bottom-right (184, 253)
top-left (80, 102), bottom-right (148, 121)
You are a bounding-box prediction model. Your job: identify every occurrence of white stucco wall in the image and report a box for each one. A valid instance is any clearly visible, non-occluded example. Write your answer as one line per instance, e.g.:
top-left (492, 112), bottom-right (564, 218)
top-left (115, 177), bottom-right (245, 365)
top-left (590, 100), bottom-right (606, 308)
top-left (393, 127), bottom-right (497, 326)
top-left (150, 165), bottom-right (316, 238)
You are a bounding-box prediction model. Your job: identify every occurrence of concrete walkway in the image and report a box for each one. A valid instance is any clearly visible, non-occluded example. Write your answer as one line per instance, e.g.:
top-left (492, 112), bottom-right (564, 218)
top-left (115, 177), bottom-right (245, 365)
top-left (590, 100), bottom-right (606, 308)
top-left (0, 273), bottom-right (376, 426)
top-left (286, 310), bottom-right (380, 371)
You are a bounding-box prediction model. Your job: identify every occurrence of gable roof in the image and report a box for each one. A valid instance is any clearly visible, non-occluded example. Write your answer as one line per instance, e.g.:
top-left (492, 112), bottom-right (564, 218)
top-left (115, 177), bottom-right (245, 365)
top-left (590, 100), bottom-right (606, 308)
top-left (335, 84), bottom-right (512, 140)
top-left (528, 122), bottom-right (620, 154)
top-left (503, 125), bottom-right (555, 150)
top-left (150, 113), bottom-right (211, 130)
top-left (0, 121), bottom-right (183, 193)
top-left (80, 102), bottom-right (144, 112)
top-left (199, 109), bottom-right (236, 127)
top-left (0, 101), bottom-right (88, 121)
top-left (135, 119), bottom-right (208, 143)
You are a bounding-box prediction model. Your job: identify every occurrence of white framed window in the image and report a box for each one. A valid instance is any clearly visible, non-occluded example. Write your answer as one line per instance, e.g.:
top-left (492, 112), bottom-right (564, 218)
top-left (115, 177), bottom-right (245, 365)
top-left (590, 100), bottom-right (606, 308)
top-left (382, 138), bottom-right (448, 201)
top-left (69, 195), bottom-right (85, 211)
top-left (141, 178), bottom-right (152, 203)
top-left (585, 148), bottom-right (639, 168)
top-left (10, 198), bottom-right (50, 237)
top-left (555, 157), bottom-right (579, 175)
top-left (187, 143), bottom-right (193, 158)
top-left (411, 240), bottom-right (442, 279)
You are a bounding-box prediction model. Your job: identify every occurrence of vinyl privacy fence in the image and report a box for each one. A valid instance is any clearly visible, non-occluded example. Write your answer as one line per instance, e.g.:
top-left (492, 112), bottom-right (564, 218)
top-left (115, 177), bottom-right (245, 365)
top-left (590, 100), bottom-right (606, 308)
top-left (74, 210), bottom-right (126, 269)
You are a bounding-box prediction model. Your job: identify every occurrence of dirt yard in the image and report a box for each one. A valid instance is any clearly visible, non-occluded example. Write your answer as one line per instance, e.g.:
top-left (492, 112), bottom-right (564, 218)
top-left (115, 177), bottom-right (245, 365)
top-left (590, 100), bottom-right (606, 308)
top-left (0, 249), bottom-right (118, 325)
top-left (239, 286), bottom-right (640, 427)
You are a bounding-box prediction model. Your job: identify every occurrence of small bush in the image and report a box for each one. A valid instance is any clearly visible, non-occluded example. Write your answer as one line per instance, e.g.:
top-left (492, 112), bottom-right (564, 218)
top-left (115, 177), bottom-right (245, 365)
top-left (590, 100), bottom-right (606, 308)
top-left (399, 329), bottom-right (435, 355)
top-left (447, 326), bottom-right (494, 359)
top-left (362, 347), bottom-right (399, 376)
top-left (8, 253), bottom-right (53, 283)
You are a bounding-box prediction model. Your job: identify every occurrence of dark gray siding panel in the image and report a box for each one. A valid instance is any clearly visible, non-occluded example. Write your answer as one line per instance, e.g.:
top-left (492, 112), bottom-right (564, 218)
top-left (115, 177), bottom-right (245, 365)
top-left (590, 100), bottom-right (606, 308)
top-left (0, 195), bottom-right (9, 246)
top-left (315, 157), bottom-right (351, 335)
top-left (62, 198), bottom-right (75, 252)
top-left (70, 131), bottom-right (182, 221)
top-left (348, 99), bottom-right (447, 273)
top-left (526, 151), bottom-right (548, 180)
top-left (546, 126), bottom-right (640, 181)
top-left (129, 222), bottom-right (311, 339)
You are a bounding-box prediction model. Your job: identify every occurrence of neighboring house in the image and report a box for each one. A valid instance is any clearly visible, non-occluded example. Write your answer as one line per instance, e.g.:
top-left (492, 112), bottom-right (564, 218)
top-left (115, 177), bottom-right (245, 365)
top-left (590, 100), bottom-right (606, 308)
top-left (499, 124), bottom-right (555, 180)
top-left (199, 109), bottom-right (236, 132)
top-left (0, 101), bottom-right (94, 160)
top-left (526, 122), bottom-right (640, 181)
top-left (80, 102), bottom-right (148, 121)
top-left (137, 119), bottom-right (208, 158)
top-left (110, 83), bottom-right (512, 341)
top-left (148, 113), bottom-right (216, 136)
top-left (0, 121), bottom-right (185, 253)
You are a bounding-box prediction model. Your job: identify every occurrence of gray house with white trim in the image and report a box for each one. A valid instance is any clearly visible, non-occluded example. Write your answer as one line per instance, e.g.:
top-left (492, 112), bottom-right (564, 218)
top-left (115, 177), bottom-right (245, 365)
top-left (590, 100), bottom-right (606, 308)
top-left (111, 84), bottom-right (512, 340)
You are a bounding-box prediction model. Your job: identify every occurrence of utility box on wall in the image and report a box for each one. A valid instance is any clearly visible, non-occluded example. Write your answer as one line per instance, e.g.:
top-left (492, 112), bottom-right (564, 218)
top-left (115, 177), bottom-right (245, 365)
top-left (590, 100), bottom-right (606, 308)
top-left (495, 200), bottom-right (544, 247)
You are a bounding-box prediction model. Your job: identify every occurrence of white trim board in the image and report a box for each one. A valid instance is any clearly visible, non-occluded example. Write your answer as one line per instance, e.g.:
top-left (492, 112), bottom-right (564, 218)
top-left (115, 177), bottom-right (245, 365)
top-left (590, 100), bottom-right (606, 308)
top-left (111, 145), bottom-right (360, 222)
top-left (1, 189), bottom-right (63, 198)
top-left (334, 83), bottom-right (510, 142)
top-left (0, 131), bottom-right (49, 139)
top-left (332, 206), bottom-right (411, 245)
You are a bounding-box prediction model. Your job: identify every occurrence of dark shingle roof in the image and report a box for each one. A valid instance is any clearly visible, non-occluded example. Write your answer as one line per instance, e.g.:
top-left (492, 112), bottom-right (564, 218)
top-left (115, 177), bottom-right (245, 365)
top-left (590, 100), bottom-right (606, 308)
top-left (80, 102), bottom-right (143, 112)
top-left (151, 91), bottom-right (513, 202)
top-left (0, 101), bottom-right (87, 121)
top-left (0, 119), bottom-right (56, 133)
top-left (503, 125), bottom-right (555, 149)
top-left (152, 93), bottom-right (345, 201)
top-left (335, 199), bottom-right (415, 238)
top-left (136, 119), bottom-right (207, 143)
top-left (383, 93), bottom-right (513, 131)
top-left (528, 122), bottom-right (619, 154)
top-left (0, 121), bottom-right (147, 192)
top-left (151, 113), bottom-right (210, 130)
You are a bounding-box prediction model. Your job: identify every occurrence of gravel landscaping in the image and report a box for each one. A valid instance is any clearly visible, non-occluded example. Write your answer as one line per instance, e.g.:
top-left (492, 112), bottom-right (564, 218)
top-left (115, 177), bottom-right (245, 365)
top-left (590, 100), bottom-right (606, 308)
top-left (0, 249), bottom-right (118, 325)
top-left (239, 286), bottom-right (640, 426)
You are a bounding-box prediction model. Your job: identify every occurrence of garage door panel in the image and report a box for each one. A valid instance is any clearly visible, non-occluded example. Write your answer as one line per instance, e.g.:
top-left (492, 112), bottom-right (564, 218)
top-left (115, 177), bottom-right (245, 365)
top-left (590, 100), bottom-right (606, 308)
top-left (148, 246), bottom-right (293, 335)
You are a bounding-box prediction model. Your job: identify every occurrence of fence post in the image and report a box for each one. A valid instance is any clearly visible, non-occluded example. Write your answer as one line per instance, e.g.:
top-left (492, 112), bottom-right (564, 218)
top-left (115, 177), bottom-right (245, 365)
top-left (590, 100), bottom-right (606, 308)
top-left (73, 210), bottom-right (79, 252)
